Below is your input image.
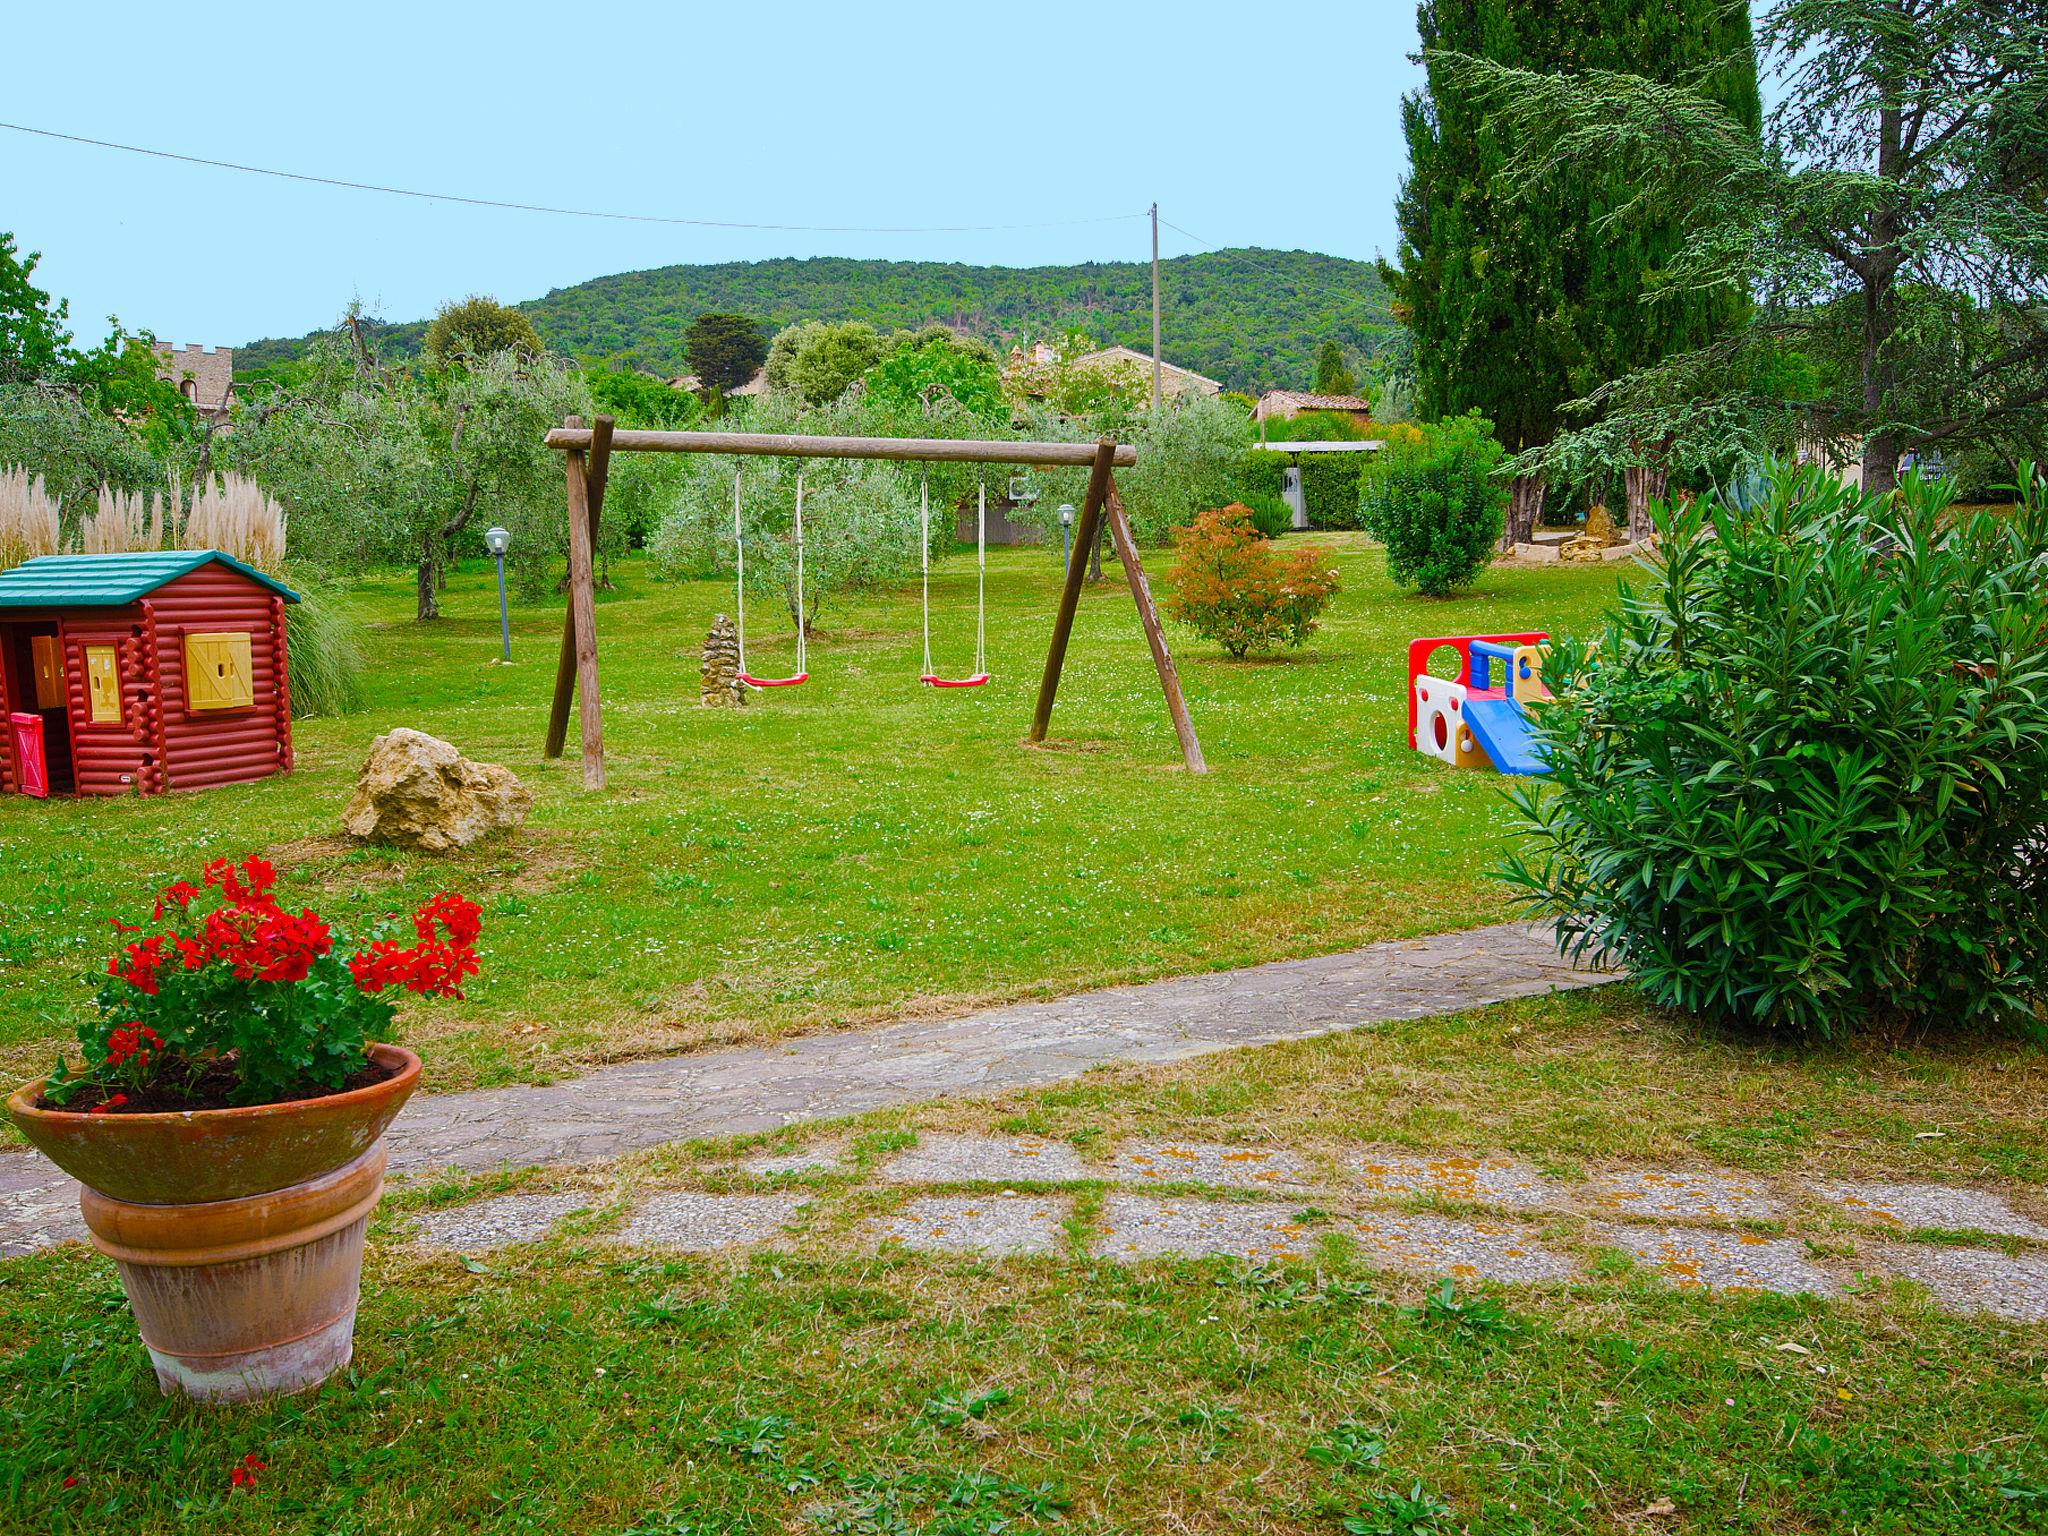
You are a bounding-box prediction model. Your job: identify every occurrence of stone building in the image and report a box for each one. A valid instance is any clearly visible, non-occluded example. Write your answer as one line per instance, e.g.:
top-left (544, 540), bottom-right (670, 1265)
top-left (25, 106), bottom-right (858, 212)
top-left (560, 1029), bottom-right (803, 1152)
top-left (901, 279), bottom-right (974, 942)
top-left (153, 344), bottom-right (236, 426)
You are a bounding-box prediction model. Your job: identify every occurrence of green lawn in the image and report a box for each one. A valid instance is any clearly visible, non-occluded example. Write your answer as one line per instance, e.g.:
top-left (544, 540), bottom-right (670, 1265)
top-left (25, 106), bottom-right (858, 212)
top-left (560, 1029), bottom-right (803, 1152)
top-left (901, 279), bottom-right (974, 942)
top-left (0, 538), bottom-right (1629, 1094)
top-left (5, 987), bottom-right (2044, 1534)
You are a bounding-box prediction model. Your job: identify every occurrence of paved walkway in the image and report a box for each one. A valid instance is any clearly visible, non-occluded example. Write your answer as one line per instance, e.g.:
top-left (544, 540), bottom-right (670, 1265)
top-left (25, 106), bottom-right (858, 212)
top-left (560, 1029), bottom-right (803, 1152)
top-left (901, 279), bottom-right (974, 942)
top-left (406, 1134), bottom-right (2048, 1322)
top-left (0, 922), bottom-right (1600, 1256)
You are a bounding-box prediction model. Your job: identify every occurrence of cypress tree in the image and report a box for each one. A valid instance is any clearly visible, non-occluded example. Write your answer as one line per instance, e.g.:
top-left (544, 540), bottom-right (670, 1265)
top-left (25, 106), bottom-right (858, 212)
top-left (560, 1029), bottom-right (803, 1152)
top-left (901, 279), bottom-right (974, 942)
top-left (1387, 0), bottom-right (1759, 542)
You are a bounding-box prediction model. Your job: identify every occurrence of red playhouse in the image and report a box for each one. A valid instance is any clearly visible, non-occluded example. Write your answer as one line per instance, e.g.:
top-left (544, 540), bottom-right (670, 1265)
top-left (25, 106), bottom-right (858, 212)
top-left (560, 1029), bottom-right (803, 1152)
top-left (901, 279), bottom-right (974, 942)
top-left (0, 551), bottom-right (298, 798)
top-left (1407, 631), bottom-right (1551, 776)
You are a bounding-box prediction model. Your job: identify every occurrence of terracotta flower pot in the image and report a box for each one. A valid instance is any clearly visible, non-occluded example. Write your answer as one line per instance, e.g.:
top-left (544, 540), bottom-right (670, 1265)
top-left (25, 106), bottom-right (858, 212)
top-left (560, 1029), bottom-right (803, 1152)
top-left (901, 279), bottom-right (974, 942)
top-left (6, 1043), bottom-right (419, 1403)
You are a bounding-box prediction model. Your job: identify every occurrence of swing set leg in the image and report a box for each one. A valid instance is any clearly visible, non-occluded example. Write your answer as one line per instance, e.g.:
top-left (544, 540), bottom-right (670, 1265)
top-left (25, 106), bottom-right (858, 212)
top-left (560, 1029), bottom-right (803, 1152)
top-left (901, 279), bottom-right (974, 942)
top-left (1028, 439), bottom-right (1206, 773)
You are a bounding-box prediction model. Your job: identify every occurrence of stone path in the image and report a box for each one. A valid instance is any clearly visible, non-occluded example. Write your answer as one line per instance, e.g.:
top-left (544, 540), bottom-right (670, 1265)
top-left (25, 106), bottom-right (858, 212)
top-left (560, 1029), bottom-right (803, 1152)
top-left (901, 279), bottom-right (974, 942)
top-left (397, 1132), bottom-right (2048, 1322)
top-left (0, 921), bottom-right (1601, 1257)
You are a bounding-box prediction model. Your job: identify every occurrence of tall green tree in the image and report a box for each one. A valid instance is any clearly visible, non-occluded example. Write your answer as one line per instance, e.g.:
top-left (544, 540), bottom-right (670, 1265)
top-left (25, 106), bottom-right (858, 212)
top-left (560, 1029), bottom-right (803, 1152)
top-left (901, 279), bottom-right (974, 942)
top-left (1313, 340), bottom-right (1357, 394)
top-left (1386, 0), bottom-right (1760, 542)
top-left (1447, 0), bottom-right (2048, 497)
top-left (683, 312), bottom-right (767, 392)
top-left (0, 234), bottom-right (70, 386)
top-left (423, 295), bottom-right (542, 366)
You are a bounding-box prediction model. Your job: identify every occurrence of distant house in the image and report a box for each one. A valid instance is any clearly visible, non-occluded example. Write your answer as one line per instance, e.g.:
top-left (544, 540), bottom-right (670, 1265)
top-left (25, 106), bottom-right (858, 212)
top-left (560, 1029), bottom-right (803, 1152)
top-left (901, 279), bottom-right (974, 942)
top-left (1069, 345), bottom-right (1222, 400)
top-left (669, 368), bottom-right (768, 397)
top-left (1254, 390), bottom-right (1374, 432)
top-left (154, 344), bottom-right (236, 427)
top-left (1003, 342), bottom-right (1223, 403)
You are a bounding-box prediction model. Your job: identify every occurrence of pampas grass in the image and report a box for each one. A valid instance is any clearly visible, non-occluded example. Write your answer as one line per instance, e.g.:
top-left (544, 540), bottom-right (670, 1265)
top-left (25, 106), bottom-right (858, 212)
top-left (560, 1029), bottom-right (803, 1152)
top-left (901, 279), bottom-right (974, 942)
top-left (184, 473), bottom-right (286, 572)
top-left (0, 466), bottom-right (63, 569)
top-left (78, 484), bottom-right (174, 554)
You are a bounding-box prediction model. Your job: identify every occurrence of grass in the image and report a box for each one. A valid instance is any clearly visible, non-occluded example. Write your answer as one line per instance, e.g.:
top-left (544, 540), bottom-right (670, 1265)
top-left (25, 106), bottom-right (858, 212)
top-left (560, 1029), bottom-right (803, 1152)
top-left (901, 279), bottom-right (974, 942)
top-left (3, 988), bottom-right (2044, 1534)
top-left (0, 537), bottom-right (1629, 1094)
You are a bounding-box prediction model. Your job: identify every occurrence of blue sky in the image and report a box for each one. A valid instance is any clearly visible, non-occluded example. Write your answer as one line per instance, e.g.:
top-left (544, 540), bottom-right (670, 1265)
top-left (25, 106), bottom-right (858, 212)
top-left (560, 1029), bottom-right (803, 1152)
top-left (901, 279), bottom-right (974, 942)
top-left (4, 2), bottom-right (1426, 349)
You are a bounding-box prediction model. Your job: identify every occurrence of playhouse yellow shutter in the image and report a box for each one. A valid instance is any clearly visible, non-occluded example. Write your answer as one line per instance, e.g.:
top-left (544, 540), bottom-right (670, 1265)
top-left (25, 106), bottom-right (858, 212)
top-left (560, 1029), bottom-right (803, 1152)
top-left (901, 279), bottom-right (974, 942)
top-left (185, 632), bottom-right (254, 710)
top-left (85, 646), bottom-right (121, 724)
top-left (29, 635), bottom-right (63, 708)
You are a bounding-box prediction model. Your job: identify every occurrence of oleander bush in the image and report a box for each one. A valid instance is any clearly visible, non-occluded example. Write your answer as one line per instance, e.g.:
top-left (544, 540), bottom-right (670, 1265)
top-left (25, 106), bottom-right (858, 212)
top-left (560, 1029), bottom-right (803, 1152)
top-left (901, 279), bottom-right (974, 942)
top-left (1502, 461), bottom-right (2048, 1038)
top-left (1357, 414), bottom-right (1504, 594)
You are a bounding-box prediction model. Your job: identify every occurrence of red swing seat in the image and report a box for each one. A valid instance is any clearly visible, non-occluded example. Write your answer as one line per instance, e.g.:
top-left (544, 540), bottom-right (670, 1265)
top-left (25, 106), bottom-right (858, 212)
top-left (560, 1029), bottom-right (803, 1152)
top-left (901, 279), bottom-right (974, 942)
top-left (740, 671), bottom-right (809, 688)
top-left (920, 672), bottom-right (989, 688)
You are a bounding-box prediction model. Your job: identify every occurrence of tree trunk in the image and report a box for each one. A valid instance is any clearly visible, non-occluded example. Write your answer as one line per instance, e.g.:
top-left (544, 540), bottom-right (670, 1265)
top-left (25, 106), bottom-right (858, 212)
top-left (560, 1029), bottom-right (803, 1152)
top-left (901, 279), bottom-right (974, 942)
top-left (415, 540), bottom-right (441, 622)
top-left (1859, 100), bottom-right (1906, 498)
top-left (1505, 474), bottom-right (1546, 549)
top-left (1623, 460), bottom-right (1668, 544)
top-left (1087, 520), bottom-right (1105, 582)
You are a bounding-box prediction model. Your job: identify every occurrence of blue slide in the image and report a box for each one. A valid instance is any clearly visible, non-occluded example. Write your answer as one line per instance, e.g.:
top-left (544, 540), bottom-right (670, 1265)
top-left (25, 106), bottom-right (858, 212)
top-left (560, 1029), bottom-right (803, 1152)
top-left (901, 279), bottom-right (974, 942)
top-left (1463, 697), bottom-right (1548, 776)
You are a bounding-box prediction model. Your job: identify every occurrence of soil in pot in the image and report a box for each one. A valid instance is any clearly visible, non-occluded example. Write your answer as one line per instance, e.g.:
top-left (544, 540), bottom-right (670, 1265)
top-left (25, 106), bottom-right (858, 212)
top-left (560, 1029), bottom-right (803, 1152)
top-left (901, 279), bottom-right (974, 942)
top-left (39, 1053), bottom-right (397, 1115)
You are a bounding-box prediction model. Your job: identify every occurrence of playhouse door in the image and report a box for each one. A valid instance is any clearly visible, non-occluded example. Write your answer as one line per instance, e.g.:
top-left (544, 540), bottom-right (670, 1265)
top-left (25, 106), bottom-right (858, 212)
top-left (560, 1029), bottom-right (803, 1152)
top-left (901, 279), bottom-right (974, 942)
top-left (9, 712), bottom-right (47, 798)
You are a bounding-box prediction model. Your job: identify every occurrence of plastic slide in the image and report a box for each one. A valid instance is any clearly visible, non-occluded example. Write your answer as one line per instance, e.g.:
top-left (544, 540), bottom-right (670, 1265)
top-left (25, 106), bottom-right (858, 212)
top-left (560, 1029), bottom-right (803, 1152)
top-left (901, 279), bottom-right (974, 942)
top-left (1461, 696), bottom-right (1548, 776)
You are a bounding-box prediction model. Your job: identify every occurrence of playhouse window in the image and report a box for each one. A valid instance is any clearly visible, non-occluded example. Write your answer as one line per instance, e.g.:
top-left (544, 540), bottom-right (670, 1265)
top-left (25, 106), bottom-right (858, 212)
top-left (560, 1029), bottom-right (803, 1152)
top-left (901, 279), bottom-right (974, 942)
top-left (185, 631), bottom-right (255, 711)
top-left (85, 646), bottom-right (121, 724)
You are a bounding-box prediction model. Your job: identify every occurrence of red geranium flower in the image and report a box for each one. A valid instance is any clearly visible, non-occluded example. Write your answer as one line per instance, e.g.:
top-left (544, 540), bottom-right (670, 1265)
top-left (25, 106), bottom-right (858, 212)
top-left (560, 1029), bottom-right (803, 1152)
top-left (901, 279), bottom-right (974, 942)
top-left (108, 936), bottom-right (169, 995)
top-left (87, 1093), bottom-right (128, 1115)
top-left (228, 1452), bottom-right (266, 1489)
top-left (153, 879), bottom-right (201, 919)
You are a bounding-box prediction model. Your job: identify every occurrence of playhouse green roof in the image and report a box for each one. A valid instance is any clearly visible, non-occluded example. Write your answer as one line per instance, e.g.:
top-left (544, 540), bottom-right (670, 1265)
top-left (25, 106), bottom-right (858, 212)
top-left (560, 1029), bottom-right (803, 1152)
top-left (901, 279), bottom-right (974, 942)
top-left (0, 552), bottom-right (300, 609)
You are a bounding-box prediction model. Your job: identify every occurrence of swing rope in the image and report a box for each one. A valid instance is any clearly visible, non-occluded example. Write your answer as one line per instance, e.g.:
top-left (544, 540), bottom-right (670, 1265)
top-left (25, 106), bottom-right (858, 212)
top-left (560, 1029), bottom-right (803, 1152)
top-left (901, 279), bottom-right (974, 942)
top-left (734, 468), bottom-right (808, 688)
top-left (919, 474), bottom-right (989, 688)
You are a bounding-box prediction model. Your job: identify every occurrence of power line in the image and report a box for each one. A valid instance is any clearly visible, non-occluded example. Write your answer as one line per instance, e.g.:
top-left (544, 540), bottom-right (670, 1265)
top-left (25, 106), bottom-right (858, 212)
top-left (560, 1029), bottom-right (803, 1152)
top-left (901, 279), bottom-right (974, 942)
top-left (0, 120), bottom-right (1149, 236)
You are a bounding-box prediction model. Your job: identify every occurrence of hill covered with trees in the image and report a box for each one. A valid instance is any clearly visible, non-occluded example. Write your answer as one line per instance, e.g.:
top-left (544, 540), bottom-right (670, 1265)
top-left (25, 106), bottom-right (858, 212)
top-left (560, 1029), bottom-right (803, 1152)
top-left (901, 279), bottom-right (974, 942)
top-left (235, 249), bottom-right (1394, 394)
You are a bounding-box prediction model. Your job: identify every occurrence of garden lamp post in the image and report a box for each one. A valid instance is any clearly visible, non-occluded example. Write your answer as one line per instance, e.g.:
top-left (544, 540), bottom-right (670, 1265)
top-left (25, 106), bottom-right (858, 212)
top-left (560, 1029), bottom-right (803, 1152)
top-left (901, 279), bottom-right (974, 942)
top-left (1058, 503), bottom-right (1074, 570)
top-left (485, 525), bottom-right (512, 661)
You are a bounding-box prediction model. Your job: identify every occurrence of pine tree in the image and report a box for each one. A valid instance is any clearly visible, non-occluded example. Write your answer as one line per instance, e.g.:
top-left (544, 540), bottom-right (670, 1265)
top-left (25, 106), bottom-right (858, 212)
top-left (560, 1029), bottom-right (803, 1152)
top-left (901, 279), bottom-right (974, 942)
top-left (1386, 0), bottom-right (1760, 542)
top-left (1314, 340), bottom-right (1357, 395)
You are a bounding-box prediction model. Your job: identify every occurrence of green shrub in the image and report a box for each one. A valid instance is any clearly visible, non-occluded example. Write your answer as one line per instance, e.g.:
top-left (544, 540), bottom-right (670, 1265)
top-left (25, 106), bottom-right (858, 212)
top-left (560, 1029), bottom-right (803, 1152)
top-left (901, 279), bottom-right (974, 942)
top-left (1300, 453), bottom-right (1369, 529)
top-left (1240, 492), bottom-right (1294, 538)
top-left (1239, 448), bottom-right (1288, 504)
top-left (283, 587), bottom-right (365, 718)
top-left (1358, 414), bottom-right (1505, 594)
top-left (1502, 462), bottom-right (2048, 1038)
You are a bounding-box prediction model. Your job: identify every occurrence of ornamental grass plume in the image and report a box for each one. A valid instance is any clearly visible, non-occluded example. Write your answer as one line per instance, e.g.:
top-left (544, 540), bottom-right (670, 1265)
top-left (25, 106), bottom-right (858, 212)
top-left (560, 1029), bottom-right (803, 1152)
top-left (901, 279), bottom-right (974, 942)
top-left (184, 473), bottom-right (286, 572)
top-left (0, 465), bottom-right (62, 569)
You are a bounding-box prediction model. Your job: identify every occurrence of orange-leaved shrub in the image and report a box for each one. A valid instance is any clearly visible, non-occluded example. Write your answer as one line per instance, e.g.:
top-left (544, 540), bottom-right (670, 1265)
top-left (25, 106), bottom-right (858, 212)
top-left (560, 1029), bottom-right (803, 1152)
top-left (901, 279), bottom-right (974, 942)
top-left (1165, 504), bottom-right (1339, 658)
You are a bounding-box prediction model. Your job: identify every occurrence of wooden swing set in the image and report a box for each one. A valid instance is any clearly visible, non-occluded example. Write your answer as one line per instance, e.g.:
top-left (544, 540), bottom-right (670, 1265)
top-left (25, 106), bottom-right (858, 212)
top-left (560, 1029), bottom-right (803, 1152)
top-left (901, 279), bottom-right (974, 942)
top-left (541, 415), bottom-right (1206, 789)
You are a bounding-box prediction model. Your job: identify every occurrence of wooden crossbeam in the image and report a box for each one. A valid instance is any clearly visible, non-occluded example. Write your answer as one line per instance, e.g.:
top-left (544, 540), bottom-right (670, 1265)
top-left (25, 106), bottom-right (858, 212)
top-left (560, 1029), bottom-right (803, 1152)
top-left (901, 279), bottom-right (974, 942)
top-left (544, 428), bottom-right (1136, 467)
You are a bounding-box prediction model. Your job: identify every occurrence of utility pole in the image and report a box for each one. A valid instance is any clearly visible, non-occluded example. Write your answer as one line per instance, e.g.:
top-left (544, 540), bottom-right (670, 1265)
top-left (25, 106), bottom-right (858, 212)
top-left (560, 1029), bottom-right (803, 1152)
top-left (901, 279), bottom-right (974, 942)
top-left (1150, 201), bottom-right (1163, 410)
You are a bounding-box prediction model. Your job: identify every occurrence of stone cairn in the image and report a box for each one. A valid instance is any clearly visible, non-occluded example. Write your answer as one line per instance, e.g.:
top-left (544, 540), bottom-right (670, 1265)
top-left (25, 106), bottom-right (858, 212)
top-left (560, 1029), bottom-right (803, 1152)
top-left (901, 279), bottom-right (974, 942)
top-left (700, 613), bottom-right (746, 707)
top-left (1560, 504), bottom-right (1621, 562)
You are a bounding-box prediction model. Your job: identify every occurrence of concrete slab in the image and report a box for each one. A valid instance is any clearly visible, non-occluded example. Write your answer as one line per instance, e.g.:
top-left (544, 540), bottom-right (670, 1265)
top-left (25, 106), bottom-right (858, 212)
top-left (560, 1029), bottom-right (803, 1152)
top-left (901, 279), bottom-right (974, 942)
top-left (1111, 1142), bottom-right (1312, 1192)
top-left (1350, 1151), bottom-right (1564, 1211)
top-left (409, 1193), bottom-right (591, 1250)
top-left (1810, 1180), bottom-right (2048, 1241)
top-left (878, 1134), bottom-right (1087, 1186)
top-left (613, 1192), bottom-right (808, 1251)
top-left (1594, 1223), bottom-right (1834, 1296)
top-left (1094, 1194), bottom-right (1321, 1263)
top-left (1869, 1243), bottom-right (2048, 1323)
top-left (875, 1194), bottom-right (1068, 1256)
top-left (1351, 1212), bottom-right (1578, 1284)
top-left (1582, 1167), bottom-right (1782, 1224)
